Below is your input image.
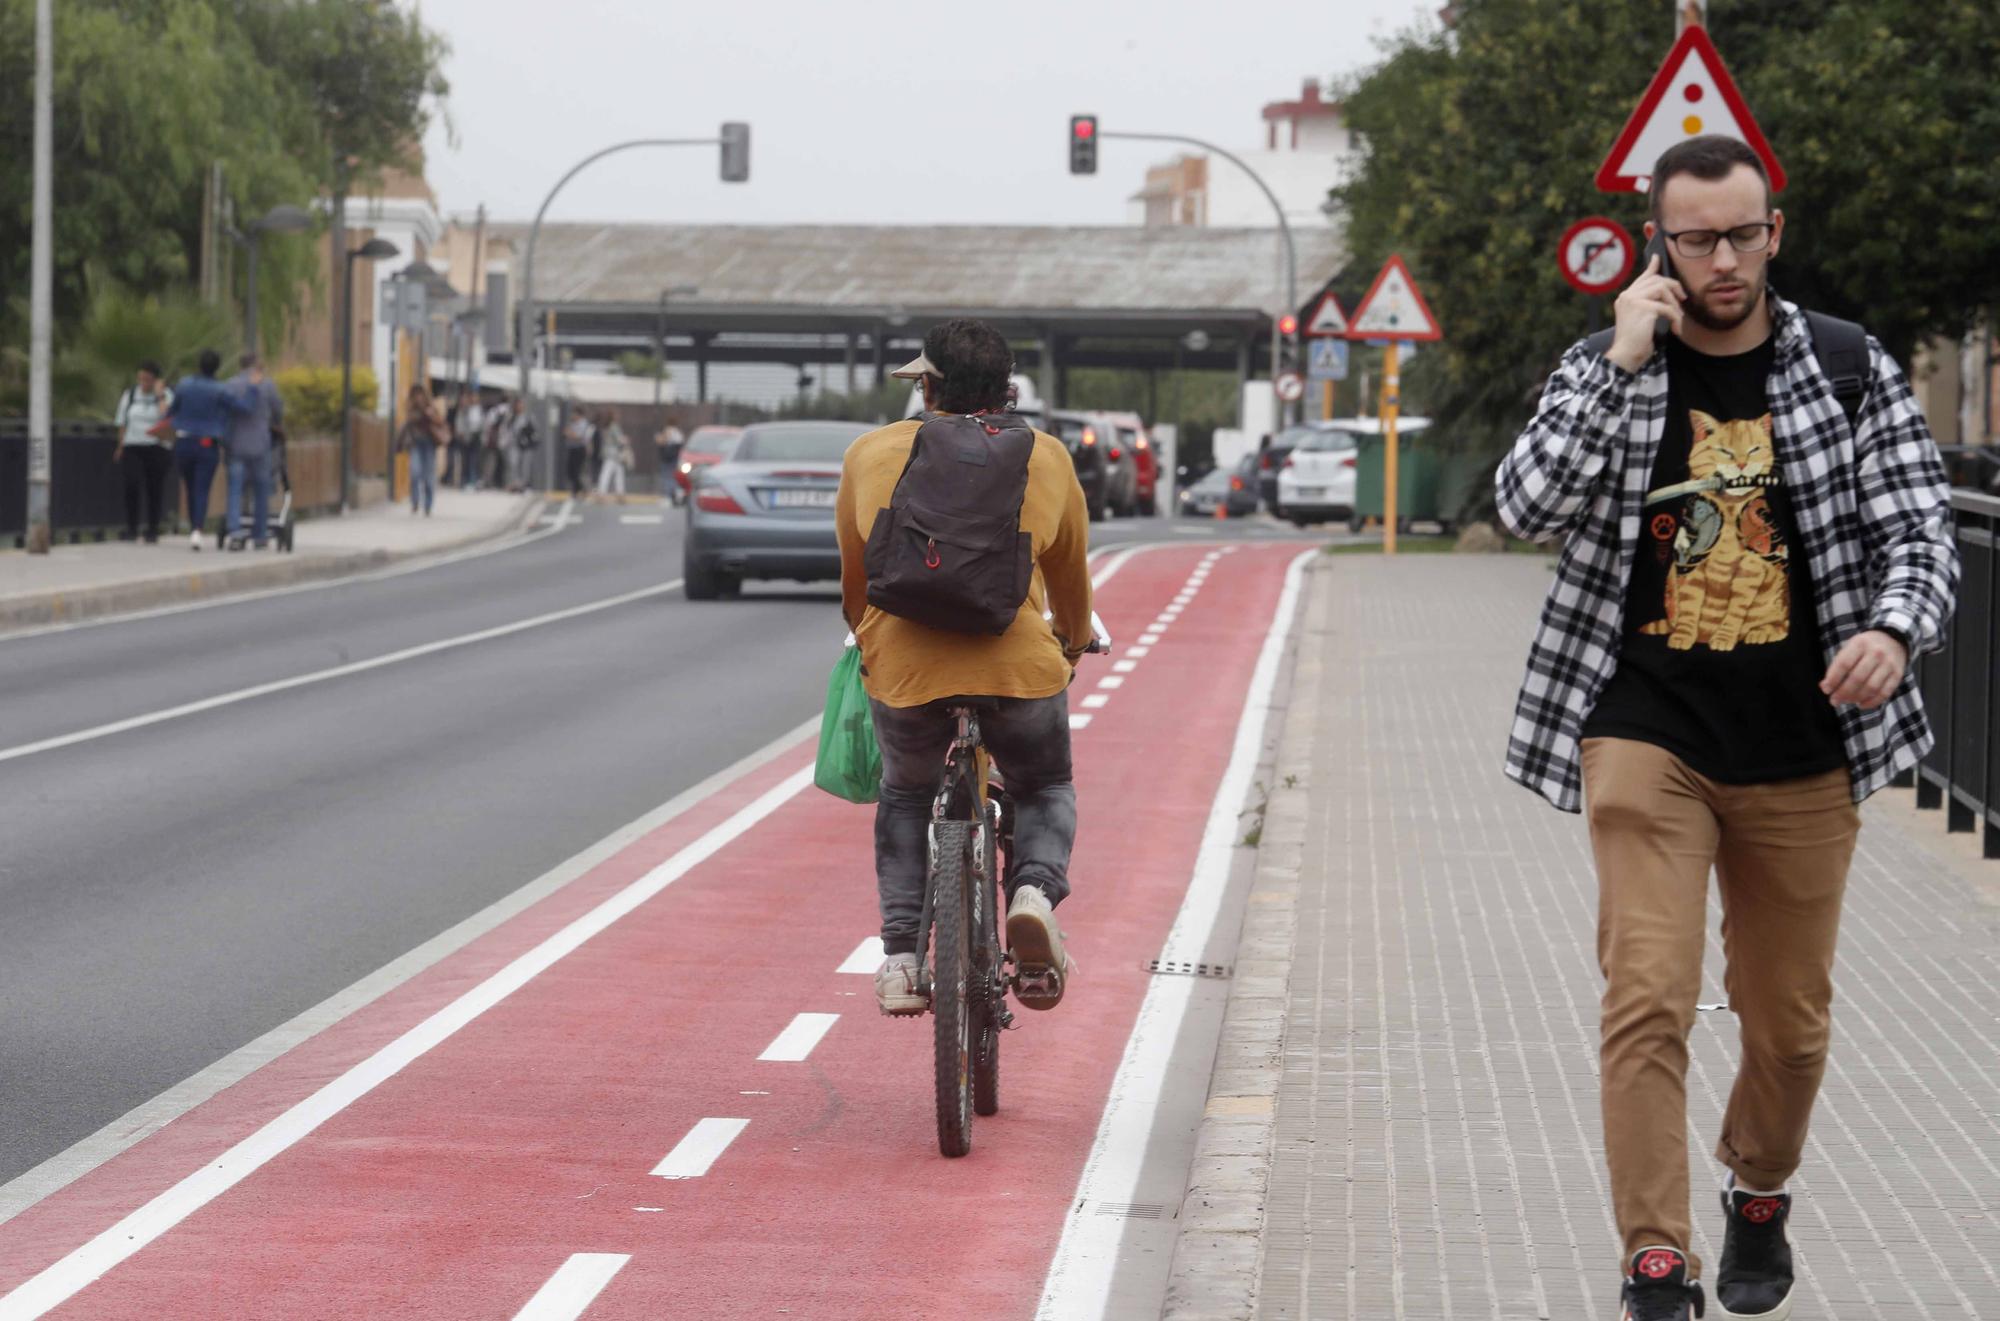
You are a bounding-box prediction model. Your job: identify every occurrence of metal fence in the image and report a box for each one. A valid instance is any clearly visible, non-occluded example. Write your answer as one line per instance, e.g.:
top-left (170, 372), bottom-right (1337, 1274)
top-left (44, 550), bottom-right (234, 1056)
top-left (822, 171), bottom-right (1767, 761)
top-left (1905, 488), bottom-right (2000, 859)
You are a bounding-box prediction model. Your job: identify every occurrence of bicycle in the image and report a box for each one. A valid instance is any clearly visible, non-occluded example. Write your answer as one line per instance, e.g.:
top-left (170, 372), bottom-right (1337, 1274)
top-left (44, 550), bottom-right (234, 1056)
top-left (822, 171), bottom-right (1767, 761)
top-left (915, 612), bottom-right (1110, 1158)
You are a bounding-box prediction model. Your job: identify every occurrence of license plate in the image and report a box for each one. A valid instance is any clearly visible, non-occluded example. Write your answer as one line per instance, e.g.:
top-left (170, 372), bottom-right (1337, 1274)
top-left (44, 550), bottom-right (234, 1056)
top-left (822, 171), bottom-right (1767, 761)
top-left (1296, 487), bottom-right (1325, 499)
top-left (764, 488), bottom-right (836, 509)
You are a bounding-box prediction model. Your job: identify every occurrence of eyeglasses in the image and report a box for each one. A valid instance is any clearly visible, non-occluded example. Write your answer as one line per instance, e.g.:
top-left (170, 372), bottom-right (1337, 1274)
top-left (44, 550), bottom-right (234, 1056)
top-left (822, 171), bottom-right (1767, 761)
top-left (1664, 222), bottom-right (1775, 259)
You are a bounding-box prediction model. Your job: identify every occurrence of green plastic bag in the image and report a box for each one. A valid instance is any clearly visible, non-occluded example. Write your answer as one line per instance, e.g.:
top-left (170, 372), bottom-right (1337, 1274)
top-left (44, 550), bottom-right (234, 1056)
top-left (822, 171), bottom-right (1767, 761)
top-left (813, 645), bottom-right (881, 803)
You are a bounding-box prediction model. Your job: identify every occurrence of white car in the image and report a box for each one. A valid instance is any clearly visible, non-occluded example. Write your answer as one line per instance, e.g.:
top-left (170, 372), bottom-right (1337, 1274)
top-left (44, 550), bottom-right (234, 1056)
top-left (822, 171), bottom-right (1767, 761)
top-left (1276, 416), bottom-right (1431, 528)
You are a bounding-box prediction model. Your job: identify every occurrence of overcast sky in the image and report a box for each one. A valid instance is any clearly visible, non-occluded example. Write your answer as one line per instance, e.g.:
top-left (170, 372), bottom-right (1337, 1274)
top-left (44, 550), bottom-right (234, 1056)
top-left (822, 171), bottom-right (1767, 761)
top-left (418, 0), bottom-right (1441, 228)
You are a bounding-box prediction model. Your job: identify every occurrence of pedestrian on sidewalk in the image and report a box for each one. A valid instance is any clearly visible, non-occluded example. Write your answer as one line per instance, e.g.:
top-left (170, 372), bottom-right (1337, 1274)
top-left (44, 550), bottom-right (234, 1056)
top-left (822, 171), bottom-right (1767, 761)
top-left (398, 384), bottom-right (447, 516)
top-left (1496, 137), bottom-right (1959, 1321)
top-left (111, 361), bottom-right (174, 543)
top-left (504, 395), bottom-right (537, 493)
top-left (481, 396), bottom-right (510, 490)
top-left (456, 391), bottom-right (486, 490)
top-left (594, 409), bottom-right (631, 501)
top-left (165, 349), bottom-right (248, 551)
top-left (562, 405), bottom-right (591, 501)
top-left (657, 421), bottom-right (686, 506)
top-left (223, 353), bottom-right (284, 551)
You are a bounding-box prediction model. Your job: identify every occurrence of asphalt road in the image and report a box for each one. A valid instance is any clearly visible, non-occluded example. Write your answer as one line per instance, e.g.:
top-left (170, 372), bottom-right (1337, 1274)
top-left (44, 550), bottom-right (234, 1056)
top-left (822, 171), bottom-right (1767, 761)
top-left (0, 502), bottom-right (1304, 1187)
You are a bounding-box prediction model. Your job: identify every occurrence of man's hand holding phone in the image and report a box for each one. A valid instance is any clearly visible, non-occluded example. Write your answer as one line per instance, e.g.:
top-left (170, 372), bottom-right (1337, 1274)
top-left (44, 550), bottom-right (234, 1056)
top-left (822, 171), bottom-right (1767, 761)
top-left (1605, 251), bottom-right (1685, 374)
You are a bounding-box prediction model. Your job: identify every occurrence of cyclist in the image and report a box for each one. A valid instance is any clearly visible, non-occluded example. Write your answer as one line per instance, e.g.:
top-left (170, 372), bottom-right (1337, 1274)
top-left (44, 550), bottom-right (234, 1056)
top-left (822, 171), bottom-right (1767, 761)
top-left (833, 318), bottom-right (1094, 1017)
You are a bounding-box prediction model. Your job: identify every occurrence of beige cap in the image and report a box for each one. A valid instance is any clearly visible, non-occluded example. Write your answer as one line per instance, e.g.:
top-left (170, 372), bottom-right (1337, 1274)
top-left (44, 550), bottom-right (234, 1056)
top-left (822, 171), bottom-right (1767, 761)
top-left (888, 350), bottom-right (940, 381)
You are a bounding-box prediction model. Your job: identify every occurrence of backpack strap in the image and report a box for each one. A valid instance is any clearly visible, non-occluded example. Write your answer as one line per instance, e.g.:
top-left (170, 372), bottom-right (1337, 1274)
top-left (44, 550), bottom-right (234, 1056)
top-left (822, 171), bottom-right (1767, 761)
top-left (1803, 310), bottom-right (1870, 431)
top-left (1583, 328), bottom-right (1615, 358)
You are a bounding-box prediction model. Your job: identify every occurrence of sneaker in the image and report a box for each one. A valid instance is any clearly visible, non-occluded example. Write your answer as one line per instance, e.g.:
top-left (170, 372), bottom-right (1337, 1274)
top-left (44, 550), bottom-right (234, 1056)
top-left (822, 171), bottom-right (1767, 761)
top-left (1716, 1184), bottom-right (1794, 1319)
top-left (1006, 886), bottom-right (1072, 1010)
top-left (874, 952), bottom-right (926, 1016)
top-left (188, 530), bottom-right (202, 551)
top-left (226, 536), bottom-right (247, 552)
top-left (1621, 1246), bottom-right (1705, 1320)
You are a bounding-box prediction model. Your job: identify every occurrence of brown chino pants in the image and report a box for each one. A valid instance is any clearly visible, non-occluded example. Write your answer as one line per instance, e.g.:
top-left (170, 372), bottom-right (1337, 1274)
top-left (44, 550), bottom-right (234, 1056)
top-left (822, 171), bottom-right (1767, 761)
top-left (1581, 737), bottom-right (1859, 1275)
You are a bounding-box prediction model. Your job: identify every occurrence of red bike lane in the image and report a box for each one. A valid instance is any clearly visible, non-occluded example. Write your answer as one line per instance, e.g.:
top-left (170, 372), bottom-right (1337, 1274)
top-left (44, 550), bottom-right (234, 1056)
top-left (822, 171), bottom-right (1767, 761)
top-left (0, 541), bottom-right (1303, 1321)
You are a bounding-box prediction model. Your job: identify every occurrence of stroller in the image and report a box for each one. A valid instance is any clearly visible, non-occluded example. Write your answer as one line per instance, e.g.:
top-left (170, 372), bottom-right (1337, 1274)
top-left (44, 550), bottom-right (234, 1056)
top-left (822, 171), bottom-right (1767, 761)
top-left (212, 432), bottom-right (296, 553)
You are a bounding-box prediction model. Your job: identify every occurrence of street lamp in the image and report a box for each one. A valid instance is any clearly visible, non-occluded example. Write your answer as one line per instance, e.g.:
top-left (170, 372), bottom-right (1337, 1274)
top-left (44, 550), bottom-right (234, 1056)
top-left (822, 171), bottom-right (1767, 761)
top-left (226, 203), bottom-right (313, 352)
top-left (655, 283), bottom-right (698, 407)
top-left (340, 236), bottom-right (399, 510)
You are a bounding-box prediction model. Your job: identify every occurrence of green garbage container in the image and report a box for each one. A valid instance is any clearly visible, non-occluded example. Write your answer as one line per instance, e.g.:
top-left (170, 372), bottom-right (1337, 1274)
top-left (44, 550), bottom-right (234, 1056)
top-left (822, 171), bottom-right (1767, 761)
top-left (1353, 430), bottom-right (1443, 530)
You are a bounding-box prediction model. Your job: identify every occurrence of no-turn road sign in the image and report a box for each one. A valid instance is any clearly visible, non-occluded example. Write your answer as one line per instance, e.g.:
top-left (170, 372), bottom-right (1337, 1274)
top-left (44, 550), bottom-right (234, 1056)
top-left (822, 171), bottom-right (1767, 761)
top-left (1274, 371), bottom-right (1306, 403)
top-left (1558, 216), bottom-right (1635, 296)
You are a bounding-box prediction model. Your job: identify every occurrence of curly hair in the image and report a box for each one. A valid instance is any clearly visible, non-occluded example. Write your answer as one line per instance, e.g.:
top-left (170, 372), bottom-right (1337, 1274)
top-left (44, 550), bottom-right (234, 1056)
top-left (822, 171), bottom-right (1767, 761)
top-left (924, 318), bottom-right (1014, 413)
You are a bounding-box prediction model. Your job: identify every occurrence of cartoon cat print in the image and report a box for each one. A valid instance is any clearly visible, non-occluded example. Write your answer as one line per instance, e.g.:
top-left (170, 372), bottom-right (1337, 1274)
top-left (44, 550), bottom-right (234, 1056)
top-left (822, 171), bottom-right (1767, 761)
top-left (1638, 410), bottom-right (1790, 652)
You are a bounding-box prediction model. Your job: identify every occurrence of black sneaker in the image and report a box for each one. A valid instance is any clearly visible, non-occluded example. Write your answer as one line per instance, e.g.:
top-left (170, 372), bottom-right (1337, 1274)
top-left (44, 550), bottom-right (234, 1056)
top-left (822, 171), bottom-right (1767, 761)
top-left (1622, 1246), bottom-right (1705, 1320)
top-left (1716, 1186), bottom-right (1794, 1319)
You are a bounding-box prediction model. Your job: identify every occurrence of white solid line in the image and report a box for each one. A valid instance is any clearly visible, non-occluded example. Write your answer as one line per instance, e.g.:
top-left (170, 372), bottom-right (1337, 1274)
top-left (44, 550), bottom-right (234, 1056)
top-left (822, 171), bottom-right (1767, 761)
top-left (1124, 646), bottom-right (1150, 658)
top-left (1034, 548), bottom-right (1315, 1321)
top-left (0, 716), bottom-right (818, 1226)
top-left (1067, 714), bottom-right (1093, 730)
top-left (618, 514), bottom-right (665, 525)
top-left (757, 1013), bottom-right (840, 1063)
top-left (513, 1253), bottom-right (631, 1321)
top-left (836, 936), bottom-right (884, 975)
top-left (1112, 660), bottom-right (1138, 674)
top-left (1096, 676), bottom-right (1125, 690)
top-left (0, 767), bottom-right (813, 1318)
top-left (0, 578), bottom-right (684, 767)
top-left (1080, 694), bottom-right (1110, 710)
top-left (651, 1118), bottom-right (750, 1180)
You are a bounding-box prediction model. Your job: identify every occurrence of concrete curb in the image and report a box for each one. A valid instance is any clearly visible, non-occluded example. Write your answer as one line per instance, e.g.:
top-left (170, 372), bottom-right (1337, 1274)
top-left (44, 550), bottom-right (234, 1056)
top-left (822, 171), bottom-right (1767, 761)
top-left (0, 496), bottom-right (544, 634)
top-left (1161, 555), bottom-right (1326, 1320)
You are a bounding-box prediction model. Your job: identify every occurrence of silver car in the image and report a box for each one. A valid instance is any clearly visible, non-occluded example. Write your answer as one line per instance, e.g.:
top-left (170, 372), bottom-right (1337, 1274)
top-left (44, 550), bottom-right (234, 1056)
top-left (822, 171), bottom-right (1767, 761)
top-left (682, 419), bottom-right (870, 599)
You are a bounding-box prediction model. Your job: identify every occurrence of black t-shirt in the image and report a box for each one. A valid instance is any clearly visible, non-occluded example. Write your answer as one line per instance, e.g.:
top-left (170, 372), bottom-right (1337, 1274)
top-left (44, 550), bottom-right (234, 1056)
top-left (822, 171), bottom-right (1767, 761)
top-left (1582, 334), bottom-right (1847, 783)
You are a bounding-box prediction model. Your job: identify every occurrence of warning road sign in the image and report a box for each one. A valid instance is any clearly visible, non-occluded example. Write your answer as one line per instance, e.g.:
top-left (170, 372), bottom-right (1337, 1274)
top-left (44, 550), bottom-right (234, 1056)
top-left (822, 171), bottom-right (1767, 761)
top-left (1303, 289), bottom-right (1349, 338)
top-left (1307, 338), bottom-right (1349, 381)
top-left (1558, 216), bottom-right (1635, 295)
top-left (1348, 255), bottom-right (1441, 342)
top-left (1597, 25), bottom-right (1786, 193)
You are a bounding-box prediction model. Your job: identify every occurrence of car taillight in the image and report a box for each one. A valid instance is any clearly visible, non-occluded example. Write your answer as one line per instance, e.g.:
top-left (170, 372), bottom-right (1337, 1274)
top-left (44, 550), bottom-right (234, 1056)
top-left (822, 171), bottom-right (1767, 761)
top-left (1229, 476), bottom-right (1244, 491)
top-left (1259, 453), bottom-right (1272, 470)
top-left (1341, 456), bottom-right (1357, 469)
top-left (1282, 455), bottom-right (1295, 470)
top-left (1108, 447), bottom-right (1122, 461)
top-left (695, 488), bottom-right (745, 515)
top-left (1135, 436), bottom-right (1149, 451)
top-left (1081, 427), bottom-right (1097, 447)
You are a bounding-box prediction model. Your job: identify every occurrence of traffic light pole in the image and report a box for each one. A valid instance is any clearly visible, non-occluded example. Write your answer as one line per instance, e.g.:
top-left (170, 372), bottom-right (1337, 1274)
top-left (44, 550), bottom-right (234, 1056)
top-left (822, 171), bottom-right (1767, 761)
top-left (517, 136), bottom-right (725, 492)
top-left (1099, 130), bottom-right (1298, 426)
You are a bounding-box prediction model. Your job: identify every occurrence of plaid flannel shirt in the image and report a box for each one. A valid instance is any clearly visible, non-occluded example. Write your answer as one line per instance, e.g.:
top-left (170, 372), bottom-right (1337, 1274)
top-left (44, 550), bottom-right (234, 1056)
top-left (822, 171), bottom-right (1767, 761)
top-left (1496, 293), bottom-right (1959, 813)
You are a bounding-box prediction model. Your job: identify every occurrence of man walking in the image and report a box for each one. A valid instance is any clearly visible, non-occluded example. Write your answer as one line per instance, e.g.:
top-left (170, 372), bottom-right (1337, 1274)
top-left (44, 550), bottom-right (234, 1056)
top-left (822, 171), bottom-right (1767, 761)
top-left (112, 360), bottom-right (174, 542)
top-left (224, 353), bottom-right (284, 550)
top-left (1496, 137), bottom-right (1957, 1321)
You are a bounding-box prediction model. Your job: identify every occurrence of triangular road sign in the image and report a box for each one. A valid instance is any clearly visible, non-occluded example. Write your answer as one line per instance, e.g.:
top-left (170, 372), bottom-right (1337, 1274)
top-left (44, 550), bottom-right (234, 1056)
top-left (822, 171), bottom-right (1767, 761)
top-left (1348, 255), bottom-right (1440, 341)
top-left (1597, 25), bottom-right (1786, 193)
top-left (1303, 289), bottom-right (1349, 338)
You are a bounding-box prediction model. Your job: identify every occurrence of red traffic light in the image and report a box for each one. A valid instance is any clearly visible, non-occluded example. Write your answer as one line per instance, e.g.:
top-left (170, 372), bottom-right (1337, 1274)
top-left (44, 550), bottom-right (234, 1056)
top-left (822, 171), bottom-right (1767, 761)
top-left (1073, 119), bottom-right (1095, 140)
top-left (1278, 314), bottom-right (1299, 337)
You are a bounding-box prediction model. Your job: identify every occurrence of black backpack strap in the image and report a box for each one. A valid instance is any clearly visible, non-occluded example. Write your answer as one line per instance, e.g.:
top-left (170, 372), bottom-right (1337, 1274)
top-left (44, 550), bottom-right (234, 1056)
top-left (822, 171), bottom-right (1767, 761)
top-left (1583, 328), bottom-right (1616, 358)
top-left (1804, 310), bottom-right (1871, 431)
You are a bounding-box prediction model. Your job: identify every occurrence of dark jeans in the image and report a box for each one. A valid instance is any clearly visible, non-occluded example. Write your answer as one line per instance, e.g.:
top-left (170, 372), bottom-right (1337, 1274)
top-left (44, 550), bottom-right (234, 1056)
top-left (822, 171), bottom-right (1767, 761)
top-left (173, 435), bottom-right (221, 531)
top-left (121, 445), bottom-right (171, 537)
top-left (227, 450), bottom-right (273, 544)
top-left (870, 692), bottom-right (1076, 956)
top-left (565, 445), bottom-right (587, 497)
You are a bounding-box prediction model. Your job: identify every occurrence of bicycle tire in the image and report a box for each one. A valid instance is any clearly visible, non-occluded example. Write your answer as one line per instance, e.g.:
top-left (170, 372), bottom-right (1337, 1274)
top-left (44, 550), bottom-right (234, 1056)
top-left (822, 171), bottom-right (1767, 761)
top-left (931, 819), bottom-right (975, 1157)
top-left (972, 816), bottom-right (1001, 1117)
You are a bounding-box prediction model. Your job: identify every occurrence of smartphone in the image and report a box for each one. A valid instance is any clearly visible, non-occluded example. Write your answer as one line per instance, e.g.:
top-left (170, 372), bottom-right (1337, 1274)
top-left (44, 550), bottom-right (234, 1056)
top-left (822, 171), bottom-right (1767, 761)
top-left (1642, 231), bottom-right (1678, 342)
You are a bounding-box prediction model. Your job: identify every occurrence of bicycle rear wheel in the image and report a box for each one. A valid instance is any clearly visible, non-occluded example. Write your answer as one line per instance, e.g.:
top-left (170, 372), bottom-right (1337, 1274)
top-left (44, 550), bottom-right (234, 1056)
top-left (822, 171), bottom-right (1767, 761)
top-left (930, 820), bottom-right (975, 1157)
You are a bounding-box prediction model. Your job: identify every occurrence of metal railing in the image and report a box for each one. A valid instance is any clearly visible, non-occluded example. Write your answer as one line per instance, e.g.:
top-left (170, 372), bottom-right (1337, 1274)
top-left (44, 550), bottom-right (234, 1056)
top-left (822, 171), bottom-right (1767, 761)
top-left (1904, 488), bottom-right (2000, 859)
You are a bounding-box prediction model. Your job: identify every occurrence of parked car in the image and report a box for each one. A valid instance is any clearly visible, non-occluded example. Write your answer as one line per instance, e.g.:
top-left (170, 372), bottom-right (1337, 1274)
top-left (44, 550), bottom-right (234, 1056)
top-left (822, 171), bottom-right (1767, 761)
top-left (674, 424), bottom-right (743, 499)
top-left (1276, 416), bottom-right (1432, 530)
top-left (682, 420), bottom-right (869, 600)
top-left (1178, 458), bottom-right (1260, 518)
top-left (1103, 411), bottom-right (1159, 515)
top-left (1043, 410), bottom-right (1137, 521)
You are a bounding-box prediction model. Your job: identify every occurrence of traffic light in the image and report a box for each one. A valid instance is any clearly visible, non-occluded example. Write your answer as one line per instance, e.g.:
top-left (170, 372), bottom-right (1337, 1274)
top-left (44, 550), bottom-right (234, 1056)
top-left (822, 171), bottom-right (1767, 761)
top-left (1069, 115), bottom-right (1098, 175)
top-left (719, 122), bottom-right (750, 183)
top-left (1278, 313), bottom-right (1299, 338)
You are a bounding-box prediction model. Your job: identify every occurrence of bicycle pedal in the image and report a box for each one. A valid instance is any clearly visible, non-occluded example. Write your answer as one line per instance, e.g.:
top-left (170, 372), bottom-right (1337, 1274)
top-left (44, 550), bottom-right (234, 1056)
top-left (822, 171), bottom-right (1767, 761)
top-left (1014, 966), bottom-right (1062, 1003)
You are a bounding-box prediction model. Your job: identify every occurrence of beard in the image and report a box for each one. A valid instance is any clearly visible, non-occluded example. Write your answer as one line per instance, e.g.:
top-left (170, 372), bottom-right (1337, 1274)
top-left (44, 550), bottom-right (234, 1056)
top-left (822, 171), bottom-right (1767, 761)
top-left (1683, 267), bottom-right (1766, 332)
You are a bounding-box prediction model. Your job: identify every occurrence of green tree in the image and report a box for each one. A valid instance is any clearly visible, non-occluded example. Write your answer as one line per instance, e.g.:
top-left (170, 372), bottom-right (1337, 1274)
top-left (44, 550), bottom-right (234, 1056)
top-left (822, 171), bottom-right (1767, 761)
top-left (1333, 0), bottom-right (2000, 517)
top-left (615, 350), bottom-right (669, 381)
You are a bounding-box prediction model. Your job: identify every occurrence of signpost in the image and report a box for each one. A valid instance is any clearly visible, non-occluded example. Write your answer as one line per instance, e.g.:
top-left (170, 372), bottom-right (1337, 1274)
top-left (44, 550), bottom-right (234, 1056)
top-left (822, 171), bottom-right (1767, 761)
top-left (1596, 24), bottom-right (1785, 193)
top-left (1346, 255), bottom-right (1441, 556)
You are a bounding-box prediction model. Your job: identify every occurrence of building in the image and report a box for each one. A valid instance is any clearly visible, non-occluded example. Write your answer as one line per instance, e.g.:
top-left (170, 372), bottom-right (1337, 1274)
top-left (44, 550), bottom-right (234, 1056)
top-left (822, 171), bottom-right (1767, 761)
top-left (1129, 78), bottom-right (1360, 231)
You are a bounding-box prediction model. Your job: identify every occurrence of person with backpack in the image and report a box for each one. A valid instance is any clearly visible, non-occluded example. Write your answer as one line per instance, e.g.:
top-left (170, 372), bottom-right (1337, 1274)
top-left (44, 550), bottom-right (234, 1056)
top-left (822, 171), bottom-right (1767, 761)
top-left (111, 360), bottom-right (174, 542)
top-left (1495, 136), bottom-right (1958, 1321)
top-left (833, 318), bottom-right (1094, 1020)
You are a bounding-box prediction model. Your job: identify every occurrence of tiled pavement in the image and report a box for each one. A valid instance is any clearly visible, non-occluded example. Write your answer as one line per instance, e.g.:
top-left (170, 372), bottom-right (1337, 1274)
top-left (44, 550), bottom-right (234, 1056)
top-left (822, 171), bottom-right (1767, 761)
top-left (1173, 552), bottom-right (2000, 1321)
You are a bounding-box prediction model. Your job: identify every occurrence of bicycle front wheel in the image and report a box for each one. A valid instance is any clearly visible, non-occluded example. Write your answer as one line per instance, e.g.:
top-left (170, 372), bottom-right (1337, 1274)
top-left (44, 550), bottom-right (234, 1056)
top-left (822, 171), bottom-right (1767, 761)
top-left (930, 820), bottom-right (975, 1157)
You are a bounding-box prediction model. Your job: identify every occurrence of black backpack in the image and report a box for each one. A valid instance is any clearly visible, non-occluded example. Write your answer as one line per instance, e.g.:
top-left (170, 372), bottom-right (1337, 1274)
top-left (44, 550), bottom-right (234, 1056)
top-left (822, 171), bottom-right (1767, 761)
top-left (863, 413), bottom-right (1036, 636)
top-left (1583, 310), bottom-right (1871, 429)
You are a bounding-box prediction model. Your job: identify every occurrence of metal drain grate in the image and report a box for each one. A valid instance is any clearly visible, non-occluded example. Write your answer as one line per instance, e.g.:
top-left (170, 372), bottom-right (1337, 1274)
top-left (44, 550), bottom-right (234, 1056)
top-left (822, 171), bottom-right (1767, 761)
top-left (1094, 1202), bottom-right (1169, 1220)
top-left (1144, 959), bottom-right (1233, 979)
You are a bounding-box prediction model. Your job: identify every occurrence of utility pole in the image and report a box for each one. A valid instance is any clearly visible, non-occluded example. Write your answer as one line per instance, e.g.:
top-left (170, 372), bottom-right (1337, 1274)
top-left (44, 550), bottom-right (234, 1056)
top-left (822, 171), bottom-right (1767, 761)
top-left (26, 0), bottom-right (54, 554)
top-left (1676, 0), bottom-right (1708, 34)
top-left (468, 203), bottom-right (487, 398)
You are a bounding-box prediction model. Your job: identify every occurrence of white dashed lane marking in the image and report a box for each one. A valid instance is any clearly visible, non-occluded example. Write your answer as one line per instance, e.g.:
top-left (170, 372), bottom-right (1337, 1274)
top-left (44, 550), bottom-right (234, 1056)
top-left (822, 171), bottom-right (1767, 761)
top-left (512, 1253), bottom-right (631, 1321)
top-left (757, 1013), bottom-right (840, 1063)
top-left (651, 1118), bottom-right (749, 1180)
top-left (837, 936), bottom-right (883, 974)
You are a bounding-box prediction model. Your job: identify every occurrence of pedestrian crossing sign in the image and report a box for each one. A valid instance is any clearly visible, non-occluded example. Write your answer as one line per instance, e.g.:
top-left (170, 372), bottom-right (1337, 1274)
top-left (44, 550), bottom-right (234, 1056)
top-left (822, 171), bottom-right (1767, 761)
top-left (1307, 338), bottom-right (1349, 381)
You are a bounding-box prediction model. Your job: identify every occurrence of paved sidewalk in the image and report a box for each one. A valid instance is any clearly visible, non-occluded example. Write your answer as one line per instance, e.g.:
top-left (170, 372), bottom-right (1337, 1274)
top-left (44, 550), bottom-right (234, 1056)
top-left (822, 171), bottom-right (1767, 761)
top-left (1170, 552), bottom-right (2000, 1320)
top-left (0, 488), bottom-right (538, 631)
